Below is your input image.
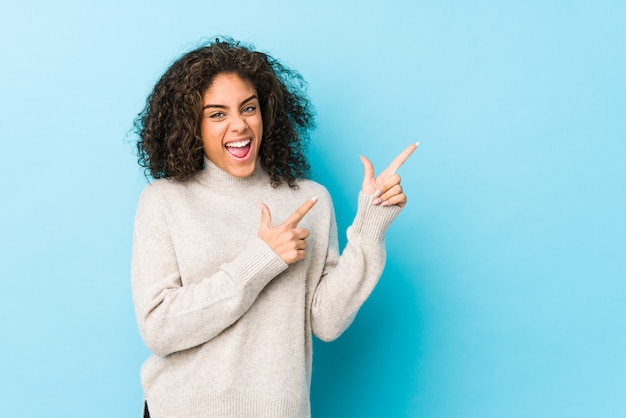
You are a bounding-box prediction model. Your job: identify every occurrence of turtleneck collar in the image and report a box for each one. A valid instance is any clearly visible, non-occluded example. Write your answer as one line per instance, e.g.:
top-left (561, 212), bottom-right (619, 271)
top-left (193, 154), bottom-right (270, 191)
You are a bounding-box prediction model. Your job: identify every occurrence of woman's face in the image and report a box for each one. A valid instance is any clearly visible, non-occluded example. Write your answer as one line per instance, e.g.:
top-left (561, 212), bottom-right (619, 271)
top-left (200, 73), bottom-right (263, 178)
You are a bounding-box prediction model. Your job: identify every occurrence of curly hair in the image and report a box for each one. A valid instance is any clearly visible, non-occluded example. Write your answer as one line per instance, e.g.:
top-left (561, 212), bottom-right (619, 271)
top-left (134, 37), bottom-right (315, 188)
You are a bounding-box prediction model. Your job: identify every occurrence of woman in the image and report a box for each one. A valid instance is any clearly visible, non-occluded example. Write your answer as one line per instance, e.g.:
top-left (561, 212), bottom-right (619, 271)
top-left (132, 37), bottom-right (416, 418)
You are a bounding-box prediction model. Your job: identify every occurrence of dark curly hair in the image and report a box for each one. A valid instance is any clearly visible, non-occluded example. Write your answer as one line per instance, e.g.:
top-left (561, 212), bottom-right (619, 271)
top-left (134, 37), bottom-right (315, 188)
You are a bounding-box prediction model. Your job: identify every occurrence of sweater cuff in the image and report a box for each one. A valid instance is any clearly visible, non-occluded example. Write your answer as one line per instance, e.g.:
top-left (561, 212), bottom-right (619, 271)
top-left (221, 237), bottom-right (288, 290)
top-left (347, 191), bottom-right (403, 243)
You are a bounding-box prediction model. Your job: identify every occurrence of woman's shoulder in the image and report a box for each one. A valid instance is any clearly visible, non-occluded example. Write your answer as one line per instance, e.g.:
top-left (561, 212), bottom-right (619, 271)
top-left (136, 177), bottom-right (190, 208)
top-left (293, 179), bottom-right (332, 202)
top-left (141, 176), bottom-right (190, 195)
top-left (294, 178), bottom-right (329, 194)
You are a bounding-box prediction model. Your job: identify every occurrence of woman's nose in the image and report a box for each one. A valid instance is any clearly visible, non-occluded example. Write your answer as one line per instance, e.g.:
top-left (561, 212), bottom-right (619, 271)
top-left (231, 116), bottom-right (248, 132)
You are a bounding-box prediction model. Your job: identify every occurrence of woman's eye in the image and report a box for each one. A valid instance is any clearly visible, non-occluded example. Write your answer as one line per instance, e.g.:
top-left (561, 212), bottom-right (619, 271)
top-left (242, 105), bottom-right (256, 113)
top-left (209, 112), bottom-right (225, 119)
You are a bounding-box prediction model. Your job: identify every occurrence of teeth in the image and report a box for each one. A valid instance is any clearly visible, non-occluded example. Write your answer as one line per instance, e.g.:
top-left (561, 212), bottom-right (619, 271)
top-left (225, 139), bottom-right (251, 148)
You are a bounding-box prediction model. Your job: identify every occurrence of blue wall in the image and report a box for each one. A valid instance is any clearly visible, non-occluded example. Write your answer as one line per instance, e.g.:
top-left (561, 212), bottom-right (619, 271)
top-left (1, 1), bottom-right (624, 417)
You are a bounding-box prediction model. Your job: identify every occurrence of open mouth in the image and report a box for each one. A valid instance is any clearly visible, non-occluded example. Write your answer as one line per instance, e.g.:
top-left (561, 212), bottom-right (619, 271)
top-left (225, 139), bottom-right (252, 159)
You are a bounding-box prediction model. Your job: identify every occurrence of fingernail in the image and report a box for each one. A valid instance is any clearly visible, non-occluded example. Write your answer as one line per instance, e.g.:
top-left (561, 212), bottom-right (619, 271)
top-left (372, 198), bottom-right (382, 205)
top-left (257, 202), bottom-right (264, 211)
top-left (381, 200), bottom-right (390, 207)
top-left (372, 190), bottom-right (381, 197)
top-left (415, 141), bottom-right (420, 147)
top-left (311, 194), bottom-right (320, 202)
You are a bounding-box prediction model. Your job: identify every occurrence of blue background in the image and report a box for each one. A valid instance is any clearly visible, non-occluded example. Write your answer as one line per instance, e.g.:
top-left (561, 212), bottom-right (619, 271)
top-left (1, 1), bottom-right (625, 417)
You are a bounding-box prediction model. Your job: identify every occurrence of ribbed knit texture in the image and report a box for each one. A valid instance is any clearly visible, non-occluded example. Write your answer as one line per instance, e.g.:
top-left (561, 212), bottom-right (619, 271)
top-left (131, 156), bottom-right (402, 418)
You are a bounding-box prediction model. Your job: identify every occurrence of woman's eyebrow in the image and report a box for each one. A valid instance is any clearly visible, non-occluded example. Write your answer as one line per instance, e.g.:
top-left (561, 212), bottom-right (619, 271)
top-left (203, 95), bottom-right (258, 110)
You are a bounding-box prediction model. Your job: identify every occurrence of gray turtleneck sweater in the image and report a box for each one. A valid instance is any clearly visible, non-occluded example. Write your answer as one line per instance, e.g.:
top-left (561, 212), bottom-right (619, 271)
top-left (131, 157), bottom-right (402, 417)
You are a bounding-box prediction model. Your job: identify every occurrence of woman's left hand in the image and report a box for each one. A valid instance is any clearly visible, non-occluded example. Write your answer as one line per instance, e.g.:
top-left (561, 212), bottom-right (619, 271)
top-left (360, 143), bottom-right (418, 208)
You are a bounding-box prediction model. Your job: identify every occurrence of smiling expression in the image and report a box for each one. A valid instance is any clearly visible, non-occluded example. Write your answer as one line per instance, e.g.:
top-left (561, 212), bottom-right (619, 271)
top-left (200, 73), bottom-right (263, 178)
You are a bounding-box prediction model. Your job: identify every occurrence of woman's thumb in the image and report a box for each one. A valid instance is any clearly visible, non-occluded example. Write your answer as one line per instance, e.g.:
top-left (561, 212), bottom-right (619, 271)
top-left (258, 202), bottom-right (272, 230)
top-left (360, 155), bottom-right (375, 181)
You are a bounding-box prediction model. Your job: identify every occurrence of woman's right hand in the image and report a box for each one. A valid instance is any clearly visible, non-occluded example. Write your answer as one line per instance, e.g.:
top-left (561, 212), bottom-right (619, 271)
top-left (258, 196), bottom-right (318, 264)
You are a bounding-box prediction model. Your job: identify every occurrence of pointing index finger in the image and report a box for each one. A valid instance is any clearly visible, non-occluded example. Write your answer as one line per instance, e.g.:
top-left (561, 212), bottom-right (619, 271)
top-left (284, 194), bottom-right (319, 227)
top-left (386, 142), bottom-right (419, 174)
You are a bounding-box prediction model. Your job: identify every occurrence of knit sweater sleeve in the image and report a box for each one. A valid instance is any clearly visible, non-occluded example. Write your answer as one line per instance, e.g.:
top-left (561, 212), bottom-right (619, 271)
top-left (131, 185), bottom-right (288, 357)
top-left (311, 191), bottom-right (402, 342)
